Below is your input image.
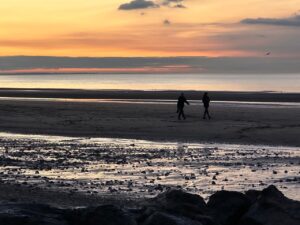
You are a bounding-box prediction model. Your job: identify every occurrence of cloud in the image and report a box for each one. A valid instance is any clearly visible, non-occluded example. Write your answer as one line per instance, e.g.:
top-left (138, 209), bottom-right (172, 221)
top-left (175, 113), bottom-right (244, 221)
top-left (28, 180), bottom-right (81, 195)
top-left (162, 0), bottom-right (186, 8)
top-left (119, 0), bottom-right (159, 10)
top-left (1, 56), bottom-right (300, 74)
top-left (241, 13), bottom-right (300, 27)
top-left (119, 0), bottom-right (185, 11)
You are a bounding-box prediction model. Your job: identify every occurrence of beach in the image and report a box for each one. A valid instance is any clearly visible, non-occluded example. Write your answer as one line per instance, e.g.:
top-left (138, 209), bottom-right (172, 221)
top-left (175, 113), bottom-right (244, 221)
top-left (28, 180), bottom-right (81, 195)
top-left (0, 88), bottom-right (299, 224)
top-left (2, 0), bottom-right (300, 222)
top-left (0, 131), bottom-right (299, 225)
top-left (0, 89), bottom-right (299, 146)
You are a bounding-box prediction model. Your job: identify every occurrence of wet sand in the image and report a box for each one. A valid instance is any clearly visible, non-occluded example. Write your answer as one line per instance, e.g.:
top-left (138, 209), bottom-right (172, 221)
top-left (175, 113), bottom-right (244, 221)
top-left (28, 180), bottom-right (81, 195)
top-left (0, 90), bottom-right (299, 146)
top-left (0, 134), bottom-right (299, 206)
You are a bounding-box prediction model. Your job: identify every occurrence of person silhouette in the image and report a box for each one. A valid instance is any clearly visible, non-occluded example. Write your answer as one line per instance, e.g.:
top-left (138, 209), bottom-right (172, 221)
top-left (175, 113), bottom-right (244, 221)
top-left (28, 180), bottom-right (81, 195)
top-left (177, 93), bottom-right (190, 120)
top-left (202, 92), bottom-right (211, 120)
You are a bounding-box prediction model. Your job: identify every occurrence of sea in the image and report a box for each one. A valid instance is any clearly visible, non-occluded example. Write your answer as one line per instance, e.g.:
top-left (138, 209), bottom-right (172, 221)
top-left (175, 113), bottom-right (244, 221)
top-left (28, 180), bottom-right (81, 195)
top-left (0, 73), bottom-right (299, 92)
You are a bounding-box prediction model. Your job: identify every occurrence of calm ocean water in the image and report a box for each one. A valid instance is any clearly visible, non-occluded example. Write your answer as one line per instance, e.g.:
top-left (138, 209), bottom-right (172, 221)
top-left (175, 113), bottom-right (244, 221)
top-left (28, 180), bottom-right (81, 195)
top-left (0, 74), bottom-right (299, 92)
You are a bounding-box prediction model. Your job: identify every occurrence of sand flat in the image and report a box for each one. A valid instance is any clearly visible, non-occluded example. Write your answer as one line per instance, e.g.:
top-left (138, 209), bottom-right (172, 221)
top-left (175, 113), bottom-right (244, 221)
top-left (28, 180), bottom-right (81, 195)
top-left (0, 90), bottom-right (299, 146)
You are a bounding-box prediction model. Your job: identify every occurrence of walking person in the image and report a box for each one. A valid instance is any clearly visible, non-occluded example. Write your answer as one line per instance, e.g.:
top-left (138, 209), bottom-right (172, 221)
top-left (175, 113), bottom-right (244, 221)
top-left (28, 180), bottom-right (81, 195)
top-left (202, 92), bottom-right (211, 120)
top-left (177, 93), bottom-right (190, 120)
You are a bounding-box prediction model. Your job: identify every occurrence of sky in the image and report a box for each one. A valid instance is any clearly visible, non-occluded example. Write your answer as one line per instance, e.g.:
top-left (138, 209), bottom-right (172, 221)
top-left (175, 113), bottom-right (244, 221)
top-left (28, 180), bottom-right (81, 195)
top-left (0, 0), bottom-right (300, 73)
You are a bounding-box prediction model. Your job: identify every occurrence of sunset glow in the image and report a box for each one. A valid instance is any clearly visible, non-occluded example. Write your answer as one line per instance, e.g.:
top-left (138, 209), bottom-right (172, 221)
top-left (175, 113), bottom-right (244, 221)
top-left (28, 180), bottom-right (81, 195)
top-left (0, 65), bottom-right (197, 74)
top-left (1, 0), bottom-right (300, 58)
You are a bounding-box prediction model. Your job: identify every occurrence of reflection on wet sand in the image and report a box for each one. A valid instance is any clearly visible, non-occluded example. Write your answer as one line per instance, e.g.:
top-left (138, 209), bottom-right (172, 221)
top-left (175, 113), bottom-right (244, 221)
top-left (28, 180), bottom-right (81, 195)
top-left (0, 96), bottom-right (300, 107)
top-left (0, 133), bottom-right (299, 201)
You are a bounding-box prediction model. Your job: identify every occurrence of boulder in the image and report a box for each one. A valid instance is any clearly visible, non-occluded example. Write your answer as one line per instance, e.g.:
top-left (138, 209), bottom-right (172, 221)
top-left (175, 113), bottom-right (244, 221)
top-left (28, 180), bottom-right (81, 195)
top-left (0, 203), bottom-right (68, 225)
top-left (152, 189), bottom-right (207, 213)
top-left (239, 185), bottom-right (300, 225)
top-left (207, 190), bottom-right (251, 225)
top-left (148, 189), bottom-right (216, 224)
top-left (245, 189), bottom-right (261, 204)
top-left (0, 186), bottom-right (299, 225)
top-left (142, 211), bottom-right (203, 225)
top-left (69, 204), bottom-right (137, 225)
top-left (155, 189), bottom-right (206, 205)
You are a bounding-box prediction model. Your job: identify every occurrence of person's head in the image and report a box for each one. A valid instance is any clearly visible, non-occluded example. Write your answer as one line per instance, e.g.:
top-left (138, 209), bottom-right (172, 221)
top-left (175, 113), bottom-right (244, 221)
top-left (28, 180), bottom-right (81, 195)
top-left (180, 92), bottom-right (184, 97)
top-left (204, 92), bottom-right (208, 96)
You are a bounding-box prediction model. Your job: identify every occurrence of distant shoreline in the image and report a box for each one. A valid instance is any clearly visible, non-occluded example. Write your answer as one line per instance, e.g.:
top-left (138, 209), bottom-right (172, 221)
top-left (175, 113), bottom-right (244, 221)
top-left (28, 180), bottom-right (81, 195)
top-left (0, 88), bottom-right (299, 102)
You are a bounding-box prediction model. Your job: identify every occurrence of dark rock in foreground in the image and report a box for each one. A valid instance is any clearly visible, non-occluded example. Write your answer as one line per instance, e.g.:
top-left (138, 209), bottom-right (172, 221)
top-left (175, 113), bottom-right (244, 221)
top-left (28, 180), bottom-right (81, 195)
top-left (0, 185), bottom-right (299, 225)
top-left (0, 203), bottom-right (68, 225)
top-left (207, 190), bottom-right (251, 225)
top-left (69, 205), bottom-right (137, 225)
top-left (239, 186), bottom-right (300, 225)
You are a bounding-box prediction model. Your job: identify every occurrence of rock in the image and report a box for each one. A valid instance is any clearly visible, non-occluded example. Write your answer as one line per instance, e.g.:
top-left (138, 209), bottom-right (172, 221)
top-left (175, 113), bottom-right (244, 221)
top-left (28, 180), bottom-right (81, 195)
top-left (152, 189), bottom-right (207, 213)
top-left (260, 185), bottom-right (286, 200)
top-left (142, 212), bottom-right (203, 225)
top-left (69, 204), bottom-right (137, 225)
top-left (0, 186), bottom-right (299, 225)
top-left (245, 189), bottom-right (261, 204)
top-left (207, 190), bottom-right (251, 225)
top-left (148, 189), bottom-right (215, 225)
top-left (239, 185), bottom-right (300, 225)
top-left (0, 203), bottom-right (68, 225)
top-left (153, 189), bottom-right (207, 210)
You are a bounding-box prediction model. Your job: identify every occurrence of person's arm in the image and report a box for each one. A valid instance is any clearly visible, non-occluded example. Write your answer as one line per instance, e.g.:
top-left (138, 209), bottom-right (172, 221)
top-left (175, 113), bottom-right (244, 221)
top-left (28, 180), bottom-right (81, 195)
top-left (185, 98), bottom-right (190, 105)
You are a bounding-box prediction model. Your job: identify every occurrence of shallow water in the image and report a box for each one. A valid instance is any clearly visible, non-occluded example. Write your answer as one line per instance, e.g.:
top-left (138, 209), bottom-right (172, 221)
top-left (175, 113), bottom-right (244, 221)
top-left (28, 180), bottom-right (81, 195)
top-left (0, 97), bottom-right (300, 108)
top-left (0, 73), bottom-right (299, 92)
top-left (0, 132), bottom-right (299, 201)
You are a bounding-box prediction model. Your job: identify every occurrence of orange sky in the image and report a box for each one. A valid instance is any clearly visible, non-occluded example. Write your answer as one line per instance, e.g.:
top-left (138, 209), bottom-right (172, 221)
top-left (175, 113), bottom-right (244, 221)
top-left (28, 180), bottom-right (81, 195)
top-left (1, 0), bottom-right (300, 57)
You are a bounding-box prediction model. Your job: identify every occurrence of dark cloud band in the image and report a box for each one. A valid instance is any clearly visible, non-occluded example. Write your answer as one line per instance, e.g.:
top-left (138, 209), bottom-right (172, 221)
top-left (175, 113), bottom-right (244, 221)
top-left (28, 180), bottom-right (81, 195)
top-left (1, 56), bottom-right (300, 74)
top-left (241, 14), bottom-right (300, 27)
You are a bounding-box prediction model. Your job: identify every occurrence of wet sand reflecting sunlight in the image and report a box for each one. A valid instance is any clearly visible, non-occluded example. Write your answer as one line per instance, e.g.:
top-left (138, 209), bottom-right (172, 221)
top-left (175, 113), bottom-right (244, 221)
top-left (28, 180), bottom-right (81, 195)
top-left (0, 133), bottom-right (299, 201)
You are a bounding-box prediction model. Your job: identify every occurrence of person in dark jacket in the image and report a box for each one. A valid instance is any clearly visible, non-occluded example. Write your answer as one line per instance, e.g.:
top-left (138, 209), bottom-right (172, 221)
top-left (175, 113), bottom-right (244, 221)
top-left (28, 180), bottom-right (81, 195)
top-left (202, 92), bottom-right (211, 119)
top-left (177, 93), bottom-right (190, 120)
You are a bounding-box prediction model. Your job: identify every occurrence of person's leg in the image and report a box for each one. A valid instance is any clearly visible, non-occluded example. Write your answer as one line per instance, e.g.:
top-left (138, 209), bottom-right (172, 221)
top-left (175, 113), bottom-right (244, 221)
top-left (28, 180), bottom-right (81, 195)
top-left (207, 108), bottom-right (211, 119)
top-left (182, 109), bottom-right (186, 120)
top-left (207, 107), bottom-right (211, 119)
top-left (203, 107), bottom-right (206, 119)
top-left (178, 108), bottom-right (182, 120)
